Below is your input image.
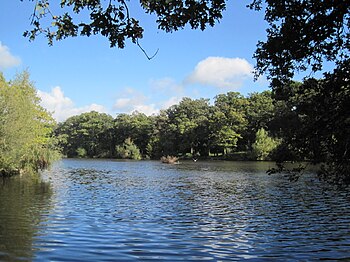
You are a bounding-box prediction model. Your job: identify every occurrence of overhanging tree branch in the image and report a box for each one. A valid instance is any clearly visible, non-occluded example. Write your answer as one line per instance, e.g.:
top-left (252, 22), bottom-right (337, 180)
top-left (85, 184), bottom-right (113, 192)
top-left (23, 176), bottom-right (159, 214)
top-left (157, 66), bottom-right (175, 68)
top-left (137, 40), bottom-right (159, 60)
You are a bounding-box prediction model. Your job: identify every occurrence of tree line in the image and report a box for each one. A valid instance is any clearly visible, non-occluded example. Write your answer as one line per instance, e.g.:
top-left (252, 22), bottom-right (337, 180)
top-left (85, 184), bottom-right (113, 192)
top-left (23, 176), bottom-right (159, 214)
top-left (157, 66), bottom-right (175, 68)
top-left (0, 71), bottom-right (348, 185)
top-left (55, 76), bottom-right (349, 185)
top-left (55, 91), bottom-right (278, 161)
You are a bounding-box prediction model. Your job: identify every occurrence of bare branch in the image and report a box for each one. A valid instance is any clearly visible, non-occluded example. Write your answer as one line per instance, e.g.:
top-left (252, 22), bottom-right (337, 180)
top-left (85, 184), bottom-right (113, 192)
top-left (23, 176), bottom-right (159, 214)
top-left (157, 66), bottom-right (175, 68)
top-left (137, 40), bottom-right (159, 60)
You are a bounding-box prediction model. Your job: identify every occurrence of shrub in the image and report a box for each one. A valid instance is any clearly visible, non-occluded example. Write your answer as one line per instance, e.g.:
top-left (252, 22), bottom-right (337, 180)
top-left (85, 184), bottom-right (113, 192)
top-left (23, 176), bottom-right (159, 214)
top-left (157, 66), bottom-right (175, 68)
top-left (251, 128), bottom-right (280, 160)
top-left (76, 147), bottom-right (87, 158)
top-left (115, 138), bottom-right (142, 160)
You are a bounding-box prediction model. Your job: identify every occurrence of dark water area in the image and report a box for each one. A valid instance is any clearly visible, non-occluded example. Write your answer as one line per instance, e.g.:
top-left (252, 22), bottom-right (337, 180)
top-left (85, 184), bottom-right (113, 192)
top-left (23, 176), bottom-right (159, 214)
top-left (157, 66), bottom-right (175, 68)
top-left (0, 159), bottom-right (349, 261)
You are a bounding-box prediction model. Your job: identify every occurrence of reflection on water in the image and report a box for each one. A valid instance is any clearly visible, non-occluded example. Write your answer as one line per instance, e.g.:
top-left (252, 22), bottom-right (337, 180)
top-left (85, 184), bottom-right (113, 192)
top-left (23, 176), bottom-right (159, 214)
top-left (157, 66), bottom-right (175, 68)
top-left (0, 175), bottom-right (52, 261)
top-left (1, 159), bottom-right (350, 261)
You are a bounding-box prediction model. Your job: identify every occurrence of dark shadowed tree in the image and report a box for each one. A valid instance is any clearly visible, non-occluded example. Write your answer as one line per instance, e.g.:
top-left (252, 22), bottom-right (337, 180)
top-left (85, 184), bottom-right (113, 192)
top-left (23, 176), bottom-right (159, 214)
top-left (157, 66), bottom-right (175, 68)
top-left (250, 0), bottom-right (350, 184)
top-left (251, 0), bottom-right (350, 81)
top-left (23, 0), bottom-right (226, 54)
top-left (270, 74), bottom-right (350, 184)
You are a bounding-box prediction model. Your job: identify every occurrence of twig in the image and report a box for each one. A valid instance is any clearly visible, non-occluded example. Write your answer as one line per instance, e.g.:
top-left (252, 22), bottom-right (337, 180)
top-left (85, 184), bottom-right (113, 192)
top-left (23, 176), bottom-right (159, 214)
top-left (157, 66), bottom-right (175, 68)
top-left (30, 0), bottom-right (39, 25)
top-left (137, 39), bottom-right (159, 60)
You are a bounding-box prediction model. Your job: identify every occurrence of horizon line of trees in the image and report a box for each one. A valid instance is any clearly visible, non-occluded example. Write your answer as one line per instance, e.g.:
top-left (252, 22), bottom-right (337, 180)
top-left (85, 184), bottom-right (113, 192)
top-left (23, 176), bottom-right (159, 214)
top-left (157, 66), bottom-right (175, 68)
top-left (55, 75), bottom-right (349, 185)
top-left (55, 90), bottom-right (280, 161)
top-left (0, 71), bottom-right (348, 185)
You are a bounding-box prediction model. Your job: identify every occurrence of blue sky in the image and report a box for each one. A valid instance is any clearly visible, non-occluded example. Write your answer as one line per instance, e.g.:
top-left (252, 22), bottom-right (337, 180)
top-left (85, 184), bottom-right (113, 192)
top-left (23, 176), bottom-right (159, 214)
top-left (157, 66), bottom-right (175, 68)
top-left (0, 1), bottom-right (269, 122)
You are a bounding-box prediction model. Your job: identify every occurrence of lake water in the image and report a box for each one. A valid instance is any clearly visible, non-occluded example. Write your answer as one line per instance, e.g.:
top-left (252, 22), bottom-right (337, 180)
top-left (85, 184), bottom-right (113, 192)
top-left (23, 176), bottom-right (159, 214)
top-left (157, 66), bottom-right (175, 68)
top-left (0, 159), bottom-right (350, 261)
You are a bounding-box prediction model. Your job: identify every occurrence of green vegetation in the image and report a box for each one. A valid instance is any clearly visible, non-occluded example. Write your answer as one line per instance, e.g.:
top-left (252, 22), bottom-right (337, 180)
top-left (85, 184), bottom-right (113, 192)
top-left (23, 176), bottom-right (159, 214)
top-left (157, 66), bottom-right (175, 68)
top-left (54, 75), bottom-right (349, 184)
top-left (0, 72), bottom-right (60, 176)
top-left (251, 128), bottom-right (280, 161)
top-left (250, 1), bottom-right (350, 184)
top-left (270, 77), bottom-right (350, 184)
top-left (115, 138), bottom-right (142, 160)
top-left (55, 111), bottom-right (114, 158)
top-left (76, 147), bottom-right (87, 158)
top-left (54, 91), bottom-right (282, 161)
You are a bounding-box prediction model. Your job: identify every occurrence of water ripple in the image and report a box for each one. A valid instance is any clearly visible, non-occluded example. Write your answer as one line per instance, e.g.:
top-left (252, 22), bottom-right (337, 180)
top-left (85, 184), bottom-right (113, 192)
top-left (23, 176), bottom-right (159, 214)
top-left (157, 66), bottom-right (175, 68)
top-left (1, 159), bottom-right (350, 261)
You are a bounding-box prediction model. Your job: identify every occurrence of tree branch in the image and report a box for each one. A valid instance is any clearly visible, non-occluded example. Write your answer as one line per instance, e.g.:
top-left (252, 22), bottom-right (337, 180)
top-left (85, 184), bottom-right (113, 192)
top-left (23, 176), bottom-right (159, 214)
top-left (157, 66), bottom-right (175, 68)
top-left (137, 40), bottom-right (159, 60)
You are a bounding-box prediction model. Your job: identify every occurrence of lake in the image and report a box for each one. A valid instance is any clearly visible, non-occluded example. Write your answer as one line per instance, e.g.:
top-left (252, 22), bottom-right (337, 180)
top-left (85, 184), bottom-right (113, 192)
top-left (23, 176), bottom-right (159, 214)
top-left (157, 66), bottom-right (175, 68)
top-left (0, 159), bottom-right (349, 261)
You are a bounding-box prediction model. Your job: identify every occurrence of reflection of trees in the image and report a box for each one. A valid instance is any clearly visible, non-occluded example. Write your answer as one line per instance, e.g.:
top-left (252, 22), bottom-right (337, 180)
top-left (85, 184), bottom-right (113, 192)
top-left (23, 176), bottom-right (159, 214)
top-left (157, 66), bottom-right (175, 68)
top-left (161, 161), bottom-right (279, 257)
top-left (0, 175), bottom-right (53, 261)
top-left (169, 162), bottom-right (350, 259)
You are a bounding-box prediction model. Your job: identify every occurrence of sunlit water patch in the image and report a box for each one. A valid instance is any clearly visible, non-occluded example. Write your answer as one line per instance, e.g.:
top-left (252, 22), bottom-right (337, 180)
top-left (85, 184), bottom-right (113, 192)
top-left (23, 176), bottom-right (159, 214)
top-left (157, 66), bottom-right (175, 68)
top-left (1, 159), bottom-right (349, 261)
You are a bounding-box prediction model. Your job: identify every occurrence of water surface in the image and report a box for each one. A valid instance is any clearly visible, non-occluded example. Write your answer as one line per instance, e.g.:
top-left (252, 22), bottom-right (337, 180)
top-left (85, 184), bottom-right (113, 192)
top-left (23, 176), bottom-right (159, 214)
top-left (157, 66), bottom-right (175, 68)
top-left (1, 159), bottom-right (349, 261)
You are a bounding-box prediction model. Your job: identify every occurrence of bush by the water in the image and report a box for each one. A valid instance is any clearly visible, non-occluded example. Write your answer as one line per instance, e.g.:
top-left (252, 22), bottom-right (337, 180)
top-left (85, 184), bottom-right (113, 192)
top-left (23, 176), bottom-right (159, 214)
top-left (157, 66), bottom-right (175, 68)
top-left (115, 138), bottom-right (142, 160)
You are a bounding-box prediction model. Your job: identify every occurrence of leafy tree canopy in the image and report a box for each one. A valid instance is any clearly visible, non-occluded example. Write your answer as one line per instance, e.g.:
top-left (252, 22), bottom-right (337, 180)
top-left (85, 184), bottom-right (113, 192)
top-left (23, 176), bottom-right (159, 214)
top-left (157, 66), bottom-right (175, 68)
top-left (114, 111), bottom-right (154, 156)
top-left (23, 0), bottom-right (226, 51)
top-left (55, 111), bottom-right (114, 158)
top-left (250, 0), bottom-right (350, 82)
top-left (211, 92), bottom-right (248, 152)
top-left (273, 69), bottom-right (350, 184)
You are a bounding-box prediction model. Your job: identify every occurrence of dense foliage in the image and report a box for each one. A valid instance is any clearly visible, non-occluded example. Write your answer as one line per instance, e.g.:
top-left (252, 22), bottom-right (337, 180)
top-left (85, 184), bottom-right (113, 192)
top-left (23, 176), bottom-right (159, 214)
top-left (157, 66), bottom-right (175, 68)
top-left (270, 71), bottom-right (350, 184)
top-left (0, 72), bottom-right (60, 176)
top-left (23, 0), bottom-right (225, 49)
top-left (55, 111), bottom-right (114, 158)
top-left (250, 0), bottom-right (350, 184)
top-left (251, 0), bottom-right (350, 80)
top-left (55, 78), bottom-right (349, 183)
top-left (55, 91), bottom-right (285, 160)
top-left (115, 138), bottom-right (142, 160)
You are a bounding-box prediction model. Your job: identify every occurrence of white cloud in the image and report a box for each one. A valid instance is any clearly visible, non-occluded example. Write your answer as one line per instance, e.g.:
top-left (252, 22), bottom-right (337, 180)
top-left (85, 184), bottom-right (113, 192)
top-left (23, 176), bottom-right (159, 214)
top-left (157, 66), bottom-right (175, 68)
top-left (160, 96), bottom-right (182, 109)
top-left (113, 88), bottom-right (158, 116)
top-left (133, 104), bottom-right (158, 116)
top-left (37, 86), bottom-right (108, 122)
top-left (114, 98), bottom-right (132, 109)
top-left (187, 57), bottom-right (254, 89)
top-left (148, 78), bottom-right (184, 109)
top-left (150, 77), bottom-right (183, 93)
top-left (0, 42), bottom-right (21, 69)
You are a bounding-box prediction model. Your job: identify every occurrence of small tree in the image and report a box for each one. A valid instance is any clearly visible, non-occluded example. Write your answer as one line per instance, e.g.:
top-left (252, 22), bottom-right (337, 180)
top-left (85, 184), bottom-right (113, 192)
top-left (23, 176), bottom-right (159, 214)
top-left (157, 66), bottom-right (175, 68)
top-left (252, 128), bottom-right (280, 160)
top-left (115, 138), bottom-right (141, 160)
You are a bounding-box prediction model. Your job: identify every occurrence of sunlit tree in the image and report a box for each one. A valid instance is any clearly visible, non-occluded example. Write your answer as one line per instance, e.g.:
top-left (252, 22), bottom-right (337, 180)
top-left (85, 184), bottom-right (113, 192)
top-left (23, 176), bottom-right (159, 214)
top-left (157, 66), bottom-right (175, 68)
top-left (0, 72), bottom-right (59, 175)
